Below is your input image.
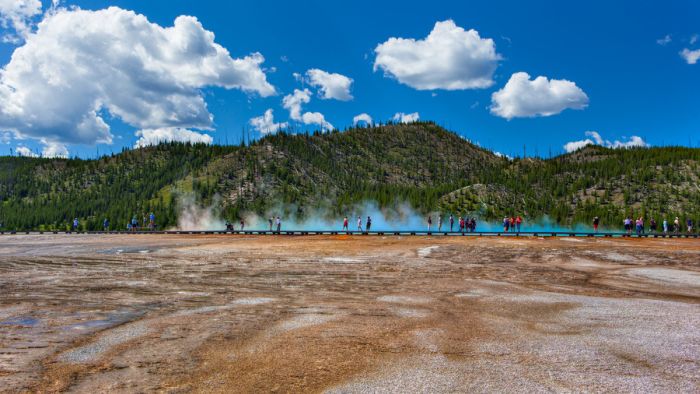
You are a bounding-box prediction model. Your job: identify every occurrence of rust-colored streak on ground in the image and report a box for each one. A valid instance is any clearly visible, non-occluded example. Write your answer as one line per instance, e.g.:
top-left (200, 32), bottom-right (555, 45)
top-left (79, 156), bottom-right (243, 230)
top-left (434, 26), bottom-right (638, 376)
top-left (0, 235), bottom-right (698, 393)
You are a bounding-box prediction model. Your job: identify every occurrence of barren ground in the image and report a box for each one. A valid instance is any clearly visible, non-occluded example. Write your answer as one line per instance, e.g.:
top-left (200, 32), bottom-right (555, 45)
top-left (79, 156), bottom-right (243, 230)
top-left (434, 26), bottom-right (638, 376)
top-left (0, 234), bottom-right (698, 393)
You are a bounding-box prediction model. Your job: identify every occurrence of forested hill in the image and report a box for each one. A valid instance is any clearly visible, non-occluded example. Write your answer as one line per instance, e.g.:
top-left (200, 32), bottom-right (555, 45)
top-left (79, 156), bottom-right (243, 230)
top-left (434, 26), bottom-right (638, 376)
top-left (1, 122), bottom-right (699, 230)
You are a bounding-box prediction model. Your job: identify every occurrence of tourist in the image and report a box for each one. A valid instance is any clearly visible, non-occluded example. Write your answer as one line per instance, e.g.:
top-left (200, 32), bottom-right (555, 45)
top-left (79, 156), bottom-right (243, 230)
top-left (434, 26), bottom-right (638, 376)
top-left (357, 216), bottom-right (363, 232)
top-left (650, 218), bottom-right (657, 233)
top-left (342, 217), bottom-right (349, 231)
top-left (663, 218), bottom-right (669, 233)
top-left (516, 216), bottom-right (522, 232)
top-left (635, 217), bottom-right (643, 236)
top-left (72, 218), bottom-right (79, 231)
top-left (687, 218), bottom-right (693, 233)
top-left (459, 216), bottom-right (465, 232)
top-left (449, 215), bottom-right (454, 232)
top-left (131, 216), bottom-right (138, 231)
top-left (471, 217), bottom-right (477, 232)
top-left (269, 217), bottom-right (273, 231)
top-left (240, 219), bottom-right (245, 230)
top-left (623, 217), bottom-right (631, 234)
top-left (366, 216), bottom-right (372, 232)
top-left (438, 216), bottom-right (443, 232)
top-left (593, 217), bottom-right (600, 233)
top-left (149, 212), bottom-right (155, 230)
top-left (674, 217), bottom-right (680, 233)
top-left (127, 222), bottom-right (132, 231)
top-left (103, 218), bottom-right (109, 231)
top-left (503, 217), bottom-right (510, 232)
top-left (427, 216), bottom-right (432, 231)
top-left (276, 216), bottom-right (281, 232)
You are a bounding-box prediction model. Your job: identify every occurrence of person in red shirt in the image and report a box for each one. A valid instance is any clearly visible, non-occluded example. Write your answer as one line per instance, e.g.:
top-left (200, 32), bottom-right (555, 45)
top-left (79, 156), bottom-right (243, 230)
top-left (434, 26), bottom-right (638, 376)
top-left (459, 217), bottom-right (465, 232)
top-left (516, 216), bottom-right (522, 232)
top-left (342, 217), bottom-right (349, 231)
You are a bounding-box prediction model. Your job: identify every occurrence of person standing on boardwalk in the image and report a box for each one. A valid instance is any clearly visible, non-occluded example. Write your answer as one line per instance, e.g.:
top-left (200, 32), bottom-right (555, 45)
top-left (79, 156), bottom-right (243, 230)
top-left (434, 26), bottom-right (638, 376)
top-left (449, 215), bottom-right (454, 232)
top-left (366, 216), bottom-right (372, 232)
top-left (516, 216), bottom-right (522, 232)
top-left (674, 217), bottom-right (680, 233)
top-left (240, 219), bottom-right (245, 230)
top-left (269, 217), bottom-right (273, 231)
top-left (503, 217), bottom-right (510, 232)
top-left (103, 218), bottom-right (109, 231)
top-left (427, 216), bottom-right (432, 231)
top-left (276, 216), bottom-right (281, 232)
top-left (593, 217), bottom-right (600, 233)
top-left (687, 218), bottom-right (694, 233)
top-left (650, 218), bottom-right (657, 233)
top-left (663, 218), bottom-right (669, 233)
top-left (357, 216), bottom-right (363, 232)
top-left (149, 212), bottom-right (155, 230)
top-left (342, 217), bottom-right (349, 231)
top-left (438, 216), bottom-right (443, 232)
top-left (459, 217), bottom-right (465, 232)
top-left (471, 217), bottom-right (477, 232)
top-left (73, 218), bottom-right (79, 231)
top-left (635, 217), bottom-right (642, 235)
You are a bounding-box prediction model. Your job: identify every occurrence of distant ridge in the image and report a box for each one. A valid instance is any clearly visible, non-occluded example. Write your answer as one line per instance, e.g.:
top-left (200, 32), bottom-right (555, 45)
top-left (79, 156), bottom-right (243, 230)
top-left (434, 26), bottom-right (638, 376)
top-left (1, 122), bottom-right (698, 230)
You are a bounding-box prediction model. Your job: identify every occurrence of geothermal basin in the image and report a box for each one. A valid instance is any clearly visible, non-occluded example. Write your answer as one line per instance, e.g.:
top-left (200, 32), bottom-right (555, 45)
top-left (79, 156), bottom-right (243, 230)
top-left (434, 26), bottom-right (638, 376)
top-left (0, 234), bottom-right (698, 392)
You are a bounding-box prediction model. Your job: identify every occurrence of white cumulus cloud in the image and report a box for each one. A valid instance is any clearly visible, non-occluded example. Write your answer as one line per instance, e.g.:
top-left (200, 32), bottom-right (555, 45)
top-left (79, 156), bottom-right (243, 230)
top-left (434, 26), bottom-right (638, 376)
top-left (0, 0), bottom-right (42, 42)
top-left (374, 19), bottom-right (500, 90)
top-left (0, 6), bottom-right (275, 148)
top-left (393, 112), bottom-right (420, 123)
top-left (249, 109), bottom-right (288, 135)
top-left (15, 145), bottom-right (37, 157)
top-left (282, 88), bottom-right (311, 121)
top-left (306, 69), bottom-right (353, 101)
top-left (353, 113), bottom-right (372, 126)
top-left (680, 48), bottom-right (700, 64)
top-left (608, 136), bottom-right (648, 149)
top-left (41, 140), bottom-right (68, 158)
top-left (301, 112), bottom-right (333, 131)
top-left (282, 88), bottom-right (333, 131)
top-left (563, 138), bottom-right (594, 153)
top-left (490, 72), bottom-right (589, 119)
top-left (563, 131), bottom-right (648, 153)
top-left (493, 151), bottom-right (512, 160)
top-left (134, 128), bottom-right (213, 148)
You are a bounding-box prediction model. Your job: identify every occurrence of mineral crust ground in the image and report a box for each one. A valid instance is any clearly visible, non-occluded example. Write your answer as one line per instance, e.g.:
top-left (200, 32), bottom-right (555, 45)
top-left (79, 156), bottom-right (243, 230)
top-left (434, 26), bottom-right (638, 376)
top-left (0, 234), bottom-right (698, 393)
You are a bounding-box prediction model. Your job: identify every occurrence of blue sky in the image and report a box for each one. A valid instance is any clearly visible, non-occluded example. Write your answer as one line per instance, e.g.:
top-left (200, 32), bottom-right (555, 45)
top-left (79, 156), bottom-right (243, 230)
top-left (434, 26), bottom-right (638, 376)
top-left (0, 0), bottom-right (698, 158)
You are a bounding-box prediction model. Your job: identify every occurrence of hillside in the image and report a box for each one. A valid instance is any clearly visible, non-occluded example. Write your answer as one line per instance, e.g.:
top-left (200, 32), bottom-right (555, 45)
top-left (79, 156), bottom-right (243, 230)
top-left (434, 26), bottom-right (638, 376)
top-left (0, 122), bottom-right (698, 230)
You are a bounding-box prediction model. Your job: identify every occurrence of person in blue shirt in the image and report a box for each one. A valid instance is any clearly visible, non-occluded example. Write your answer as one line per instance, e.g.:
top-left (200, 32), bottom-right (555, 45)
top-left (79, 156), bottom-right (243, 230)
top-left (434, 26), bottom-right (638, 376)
top-left (103, 218), bottom-right (109, 231)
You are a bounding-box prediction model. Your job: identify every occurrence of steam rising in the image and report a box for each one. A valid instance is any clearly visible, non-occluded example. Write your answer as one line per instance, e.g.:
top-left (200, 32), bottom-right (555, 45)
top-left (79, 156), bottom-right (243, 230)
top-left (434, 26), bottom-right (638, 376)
top-left (174, 194), bottom-right (225, 231)
top-left (173, 196), bottom-right (593, 232)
